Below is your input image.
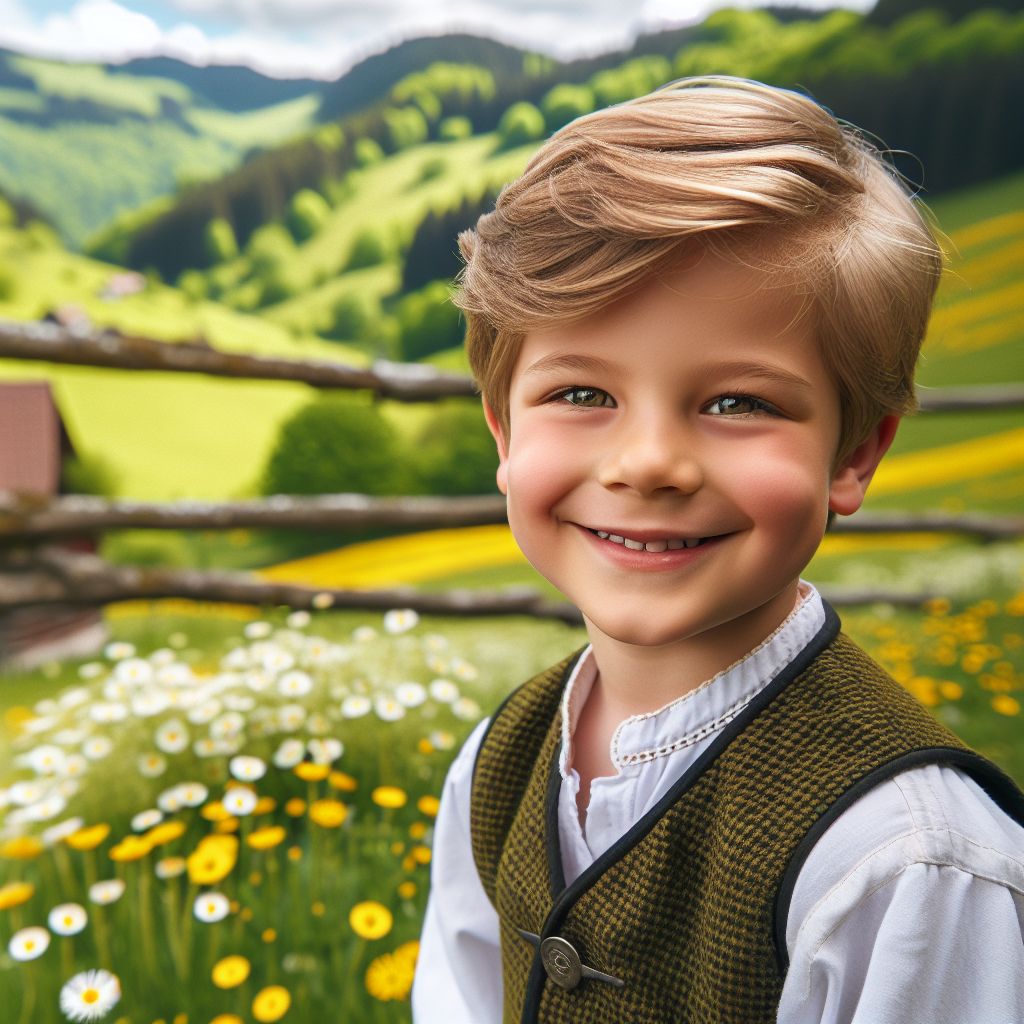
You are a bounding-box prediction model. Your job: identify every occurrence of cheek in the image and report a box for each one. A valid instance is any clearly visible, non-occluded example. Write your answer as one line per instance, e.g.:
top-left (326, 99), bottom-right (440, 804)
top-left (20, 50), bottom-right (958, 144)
top-left (726, 446), bottom-right (831, 526)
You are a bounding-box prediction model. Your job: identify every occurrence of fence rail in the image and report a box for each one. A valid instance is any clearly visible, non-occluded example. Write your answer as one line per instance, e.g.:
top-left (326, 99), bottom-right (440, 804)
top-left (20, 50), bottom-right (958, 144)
top-left (3, 318), bottom-right (1024, 410)
top-left (1, 493), bottom-right (1022, 542)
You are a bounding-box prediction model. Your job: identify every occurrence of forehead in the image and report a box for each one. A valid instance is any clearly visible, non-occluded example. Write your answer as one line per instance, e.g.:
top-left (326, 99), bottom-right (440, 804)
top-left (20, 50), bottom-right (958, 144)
top-left (512, 250), bottom-right (819, 383)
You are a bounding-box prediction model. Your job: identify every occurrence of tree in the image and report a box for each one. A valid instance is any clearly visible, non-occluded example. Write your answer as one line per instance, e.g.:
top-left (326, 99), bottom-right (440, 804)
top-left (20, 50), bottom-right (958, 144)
top-left (287, 188), bottom-right (330, 242)
top-left (497, 102), bottom-right (546, 148)
top-left (540, 83), bottom-right (595, 132)
top-left (411, 401), bottom-right (499, 496)
top-left (395, 280), bottom-right (464, 361)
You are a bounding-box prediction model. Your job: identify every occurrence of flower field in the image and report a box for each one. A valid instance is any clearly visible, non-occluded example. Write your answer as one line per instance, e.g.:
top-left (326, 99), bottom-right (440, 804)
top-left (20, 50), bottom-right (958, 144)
top-left (1, 589), bottom-right (1022, 1023)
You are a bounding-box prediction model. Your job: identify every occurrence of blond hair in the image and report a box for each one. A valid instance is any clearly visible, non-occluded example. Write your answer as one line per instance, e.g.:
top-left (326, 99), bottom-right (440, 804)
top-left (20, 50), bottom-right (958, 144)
top-left (453, 76), bottom-right (943, 465)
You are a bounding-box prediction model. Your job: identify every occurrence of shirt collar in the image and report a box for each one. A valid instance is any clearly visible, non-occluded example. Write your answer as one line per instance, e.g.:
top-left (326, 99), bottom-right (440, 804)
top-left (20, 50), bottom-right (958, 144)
top-left (559, 582), bottom-right (826, 775)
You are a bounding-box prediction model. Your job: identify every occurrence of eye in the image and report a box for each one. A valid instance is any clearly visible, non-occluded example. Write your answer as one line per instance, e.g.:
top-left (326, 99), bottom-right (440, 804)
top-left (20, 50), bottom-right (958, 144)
top-left (704, 394), bottom-right (777, 416)
top-left (557, 387), bottom-right (615, 408)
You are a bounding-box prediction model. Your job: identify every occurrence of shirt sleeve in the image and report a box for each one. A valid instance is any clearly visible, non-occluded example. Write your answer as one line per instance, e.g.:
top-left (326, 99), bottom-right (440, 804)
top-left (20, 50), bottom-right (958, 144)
top-left (413, 717), bottom-right (503, 1023)
top-left (777, 764), bottom-right (1024, 1024)
top-left (777, 862), bottom-right (1024, 1024)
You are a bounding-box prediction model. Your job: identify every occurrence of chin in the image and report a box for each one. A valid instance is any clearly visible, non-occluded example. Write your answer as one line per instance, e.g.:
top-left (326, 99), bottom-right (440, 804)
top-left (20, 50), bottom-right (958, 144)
top-left (583, 611), bottom-right (700, 649)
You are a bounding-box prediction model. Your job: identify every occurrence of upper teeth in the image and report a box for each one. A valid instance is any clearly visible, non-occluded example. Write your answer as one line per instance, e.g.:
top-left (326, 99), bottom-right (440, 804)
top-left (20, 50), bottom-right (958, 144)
top-left (594, 530), bottom-right (703, 551)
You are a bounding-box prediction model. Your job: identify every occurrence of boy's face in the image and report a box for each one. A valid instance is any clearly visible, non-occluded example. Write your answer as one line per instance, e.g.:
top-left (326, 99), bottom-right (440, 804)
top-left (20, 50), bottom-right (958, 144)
top-left (486, 251), bottom-right (892, 657)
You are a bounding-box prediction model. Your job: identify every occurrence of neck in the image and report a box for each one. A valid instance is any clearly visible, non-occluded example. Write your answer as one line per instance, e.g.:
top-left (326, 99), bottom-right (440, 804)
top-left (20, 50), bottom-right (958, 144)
top-left (582, 586), bottom-right (802, 720)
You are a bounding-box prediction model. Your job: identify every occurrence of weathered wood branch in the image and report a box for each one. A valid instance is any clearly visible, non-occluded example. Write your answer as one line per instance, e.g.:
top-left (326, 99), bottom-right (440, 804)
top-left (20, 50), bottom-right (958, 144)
top-left (2, 318), bottom-right (1022, 410)
top-left (0, 318), bottom-right (476, 401)
top-left (0, 546), bottom-right (937, 615)
top-left (1, 493), bottom-right (1020, 541)
top-left (0, 492), bottom-right (508, 538)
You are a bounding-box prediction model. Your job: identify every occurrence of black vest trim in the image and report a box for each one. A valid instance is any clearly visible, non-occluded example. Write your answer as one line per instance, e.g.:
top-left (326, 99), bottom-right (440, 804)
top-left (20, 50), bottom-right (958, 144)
top-left (532, 604), bottom-right (842, 961)
top-left (773, 746), bottom-right (1024, 974)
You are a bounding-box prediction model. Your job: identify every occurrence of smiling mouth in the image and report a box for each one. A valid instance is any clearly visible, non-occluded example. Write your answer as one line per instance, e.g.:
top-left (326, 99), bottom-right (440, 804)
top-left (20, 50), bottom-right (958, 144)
top-left (585, 527), bottom-right (714, 552)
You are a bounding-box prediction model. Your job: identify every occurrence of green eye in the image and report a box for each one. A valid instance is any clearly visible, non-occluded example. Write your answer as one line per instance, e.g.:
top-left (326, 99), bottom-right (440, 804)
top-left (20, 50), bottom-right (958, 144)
top-left (706, 395), bottom-right (770, 415)
top-left (562, 387), bottom-right (614, 408)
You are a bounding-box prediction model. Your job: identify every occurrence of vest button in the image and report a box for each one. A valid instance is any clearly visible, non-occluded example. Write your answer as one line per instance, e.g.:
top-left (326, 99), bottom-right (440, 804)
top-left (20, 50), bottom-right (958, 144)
top-left (540, 936), bottom-right (583, 990)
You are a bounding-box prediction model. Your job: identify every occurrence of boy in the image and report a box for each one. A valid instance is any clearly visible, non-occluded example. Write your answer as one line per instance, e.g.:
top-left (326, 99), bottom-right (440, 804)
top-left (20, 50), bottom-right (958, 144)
top-left (413, 77), bottom-right (1024, 1023)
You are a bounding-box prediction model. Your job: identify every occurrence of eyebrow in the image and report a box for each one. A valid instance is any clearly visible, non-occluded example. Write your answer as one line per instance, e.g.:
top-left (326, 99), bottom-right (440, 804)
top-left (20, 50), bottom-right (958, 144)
top-left (521, 353), bottom-right (813, 391)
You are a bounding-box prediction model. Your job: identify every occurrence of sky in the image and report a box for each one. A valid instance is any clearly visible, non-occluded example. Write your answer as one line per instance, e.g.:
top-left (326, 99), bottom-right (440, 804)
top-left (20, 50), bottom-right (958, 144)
top-left (0, 0), bottom-right (872, 81)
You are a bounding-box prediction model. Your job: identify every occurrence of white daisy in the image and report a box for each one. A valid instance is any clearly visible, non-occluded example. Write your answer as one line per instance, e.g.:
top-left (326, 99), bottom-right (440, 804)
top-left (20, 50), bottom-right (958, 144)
top-left (244, 670), bottom-right (272, 693)
top-left (78, 662), bottom-right (104, 680)
top-left (395, 682), bottom-right (427, 708)
top-left (155, 857), bottom-right (186, 879)
top-left (223, 693), bottom-right (255, 712)
top-left (340, 695), bottom-right (371, 719)
top-left (429, 730), bottom-right (456, 751)
top-left (193, 891), bottom-right (230, 922)
top-left (277, 670), bottom-right (313, 697)
top-left (262, 647), bottom-right (295, 675)
top-left (168, 631), bottom-right (188, 648)
top-left (187, 698), bottom-right (221, 725)
top-left (451, 658), bottom-right (478, 681)
top-left (138, 753), bottom-right (167, 778)
top-left (243, 621), bottom-right (272, 639)
top-left (43, 816), bottom-right (85, 846)
top-left (60, 968), bottom-right (121, 1021)
top-left (452, 697), bottom-right (482, 721)
top-left (307, 738), bottom-right (343, 764)
top-left (131, 690), bottom-right (170, 718)
top-left (311, 592), bottom-right (334, 609)
top-left (210, 711), bottom-right (245, 738)
top-left (9, 780), bottom-right (45, 805)
top-left (155, 719), bottom-right (189, 754)
top-left (223, 786), bottom-right (258, 816)
top-left (229, 755), bottom-right (266, 782)
top-left (383, 608), bottom-right (419, 634)
top-left (89, 703), bottom-right (127, 724)
top-left (176, 782), bottom-right (209, 808)
top-left (82, 737), bottom-right (113, 761)
top-left (286, 610), bottom-right (311, 628)
top-left (58, 689), bottom-right (90, 710)
top-left (131, 809), bottom-right (163, 832)
top-left (374, 696), bottom-right (405, 722)
top-left (8, 926), bottom-right (50, 961)
top-left (306, 712), bottom-right (330, 735)
top-left (53, 726), bottom-right (87, 745)
top-left (221, 647), bottom-right (250, 670)
top-left (156, 663), bottom-right (193, 686)
top-left (150, 648), bottom-right (176, 667)
top-left (114, 658), bottom-right (153, 686)
top-left (88, 879), bottom-right (126, 905)
top-left (104, 641), bottom-right (135, 660)
top-left (277, 704), bottom-right (306, 732)
top-left (272, 738), bottom-right (305, 769)
top-left (24, 793), bottom-right (67, 822)
top-left (352, 625), bottom-right (376, 642)
top-left (48, 902), bottom-right (88, 936)
top-left (26, 744), bottom-right (67, 775)
top-left (429, 679), bottom-right (459, 703)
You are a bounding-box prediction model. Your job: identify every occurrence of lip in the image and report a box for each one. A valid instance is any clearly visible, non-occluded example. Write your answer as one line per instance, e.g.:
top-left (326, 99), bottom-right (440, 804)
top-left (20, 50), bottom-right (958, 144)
top-left (573, 523), bottom-right (729, 571)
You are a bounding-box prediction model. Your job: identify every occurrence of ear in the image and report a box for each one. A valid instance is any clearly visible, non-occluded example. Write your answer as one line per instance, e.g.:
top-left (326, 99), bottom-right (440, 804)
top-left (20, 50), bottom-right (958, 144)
top-left (828, 415), bottom-right (900, 517)
top-left (482, 398), bottom-right (509, 496)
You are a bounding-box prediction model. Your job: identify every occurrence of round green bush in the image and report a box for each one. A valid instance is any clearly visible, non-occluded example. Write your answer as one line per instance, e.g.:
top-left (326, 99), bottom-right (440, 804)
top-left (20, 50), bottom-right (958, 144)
top-left (540, 83), bottom-right (595, 132)
top-left (411, 401), bottom-right (499, 496)
top-left (346, 226), bottom-right (390, 270)
top-left (261, 394), bottom-right (409, 497)
top-left (497, 102), bottom-right (546, 147)
top-left (204, 217), bottom-right (238, 263)
top-left (287, 188), bottom-right (330, 242)
top-left (395, 280), bottom-right (463, 361)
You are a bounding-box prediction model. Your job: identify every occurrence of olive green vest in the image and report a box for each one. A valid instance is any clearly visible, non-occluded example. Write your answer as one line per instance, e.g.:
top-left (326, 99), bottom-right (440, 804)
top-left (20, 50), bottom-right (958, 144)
top-left (470, 605), bottom-right (1024, 1024)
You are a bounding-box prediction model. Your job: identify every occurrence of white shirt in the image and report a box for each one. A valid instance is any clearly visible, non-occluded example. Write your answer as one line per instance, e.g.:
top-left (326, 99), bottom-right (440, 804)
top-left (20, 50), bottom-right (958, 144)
top-left (413, 585), bottom-right (1024, 1023)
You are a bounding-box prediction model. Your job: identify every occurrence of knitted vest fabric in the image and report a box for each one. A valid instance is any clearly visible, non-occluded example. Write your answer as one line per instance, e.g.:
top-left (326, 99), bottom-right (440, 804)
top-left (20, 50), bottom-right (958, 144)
top-left (470, 609), bottom-right (1024, 1024)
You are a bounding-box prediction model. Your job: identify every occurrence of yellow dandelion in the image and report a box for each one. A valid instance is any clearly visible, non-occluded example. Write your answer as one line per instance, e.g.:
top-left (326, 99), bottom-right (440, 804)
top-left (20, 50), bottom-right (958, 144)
top-left (247, 826), bottom-right (286, 851)
top-left (924, 597), bottom-right (951, 616)
top-left (416, 795), bottom-right (440, 817)
top-left (409, 822), bottom-right (427, 840)
top-left (349, 900), bottom-right (393, 940)
top-left (109, 835), bottom-right (153, 862)
top-left (249, 871), bottom-right (262, 886)
top-left (284, 798), bottom-right (306, 817)
top-left (212, 954), bottom-right (251, 989)
top-left (309, 800), bottom-right (348, 828)
top-left (293, 762), bottom-right (330, 782)
top-left (0, 836), bottom-right (44, 860)
top-left (252, 985), bottom-right (290, 1023)
top-left (173, 1014), bottom-right (187, 1024)
top-left (0, 881), bottom-right (34, 910)
top-left (241, 907), bottom-right (254, 922)
top-left (311, 900), bottom-right (326, 917)
top-left (365, 948), bottom-right (416, 1001)
top-left (287, 846), bottom-right (302, 862)
top-left (394, 939), bottom-right (419, 966)
top-left (391, 841), bottom-right (405, 856)
top-left (210, 1016), bottom-right (243, 1024)
top-left (146, 820), bottom-right (187, 847)
top-left (417, 738), bottom-right (434, 755)
top-left (214, 818), bottom-right (240, 835)
top-left (329, 771), bottom-right (358, 792)
top-left (261, 928), bottom-right (277, 943)
top-left (201, 801), bottom-right (231, 822)
top-left (992, 695), bottom-right (1021, 716)
top-left (397, 881), bottom-right (417, 900)
top-left (402, 854), bottom-right (416, 872)
top-left (372, 786), bottom-right (407, 810)
top-left (939, 681), bottom-right (964, 701)
top-left (411, 845), bottom-right (432, 865)
top-left (253, 796), bottom-right (277, 815)
top-left (65, 824), bottom-right (110, 851)
top-left (187, 836), bottom-right (238, 885)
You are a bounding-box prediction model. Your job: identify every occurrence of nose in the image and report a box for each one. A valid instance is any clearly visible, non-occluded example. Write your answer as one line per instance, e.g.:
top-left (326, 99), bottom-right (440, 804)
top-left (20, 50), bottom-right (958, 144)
top-left (595, 412), bottom-right (703, 496)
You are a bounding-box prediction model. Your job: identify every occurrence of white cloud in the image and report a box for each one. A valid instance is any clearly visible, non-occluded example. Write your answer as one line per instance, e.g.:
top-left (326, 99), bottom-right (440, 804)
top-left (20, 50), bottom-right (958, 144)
top-left (0, 0), bottom-right (872, 80)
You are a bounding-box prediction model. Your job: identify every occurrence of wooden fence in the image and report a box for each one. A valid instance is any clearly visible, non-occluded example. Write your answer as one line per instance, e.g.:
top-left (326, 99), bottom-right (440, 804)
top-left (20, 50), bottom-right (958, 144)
top-left (2, 318), bottom-right (1022, 623)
